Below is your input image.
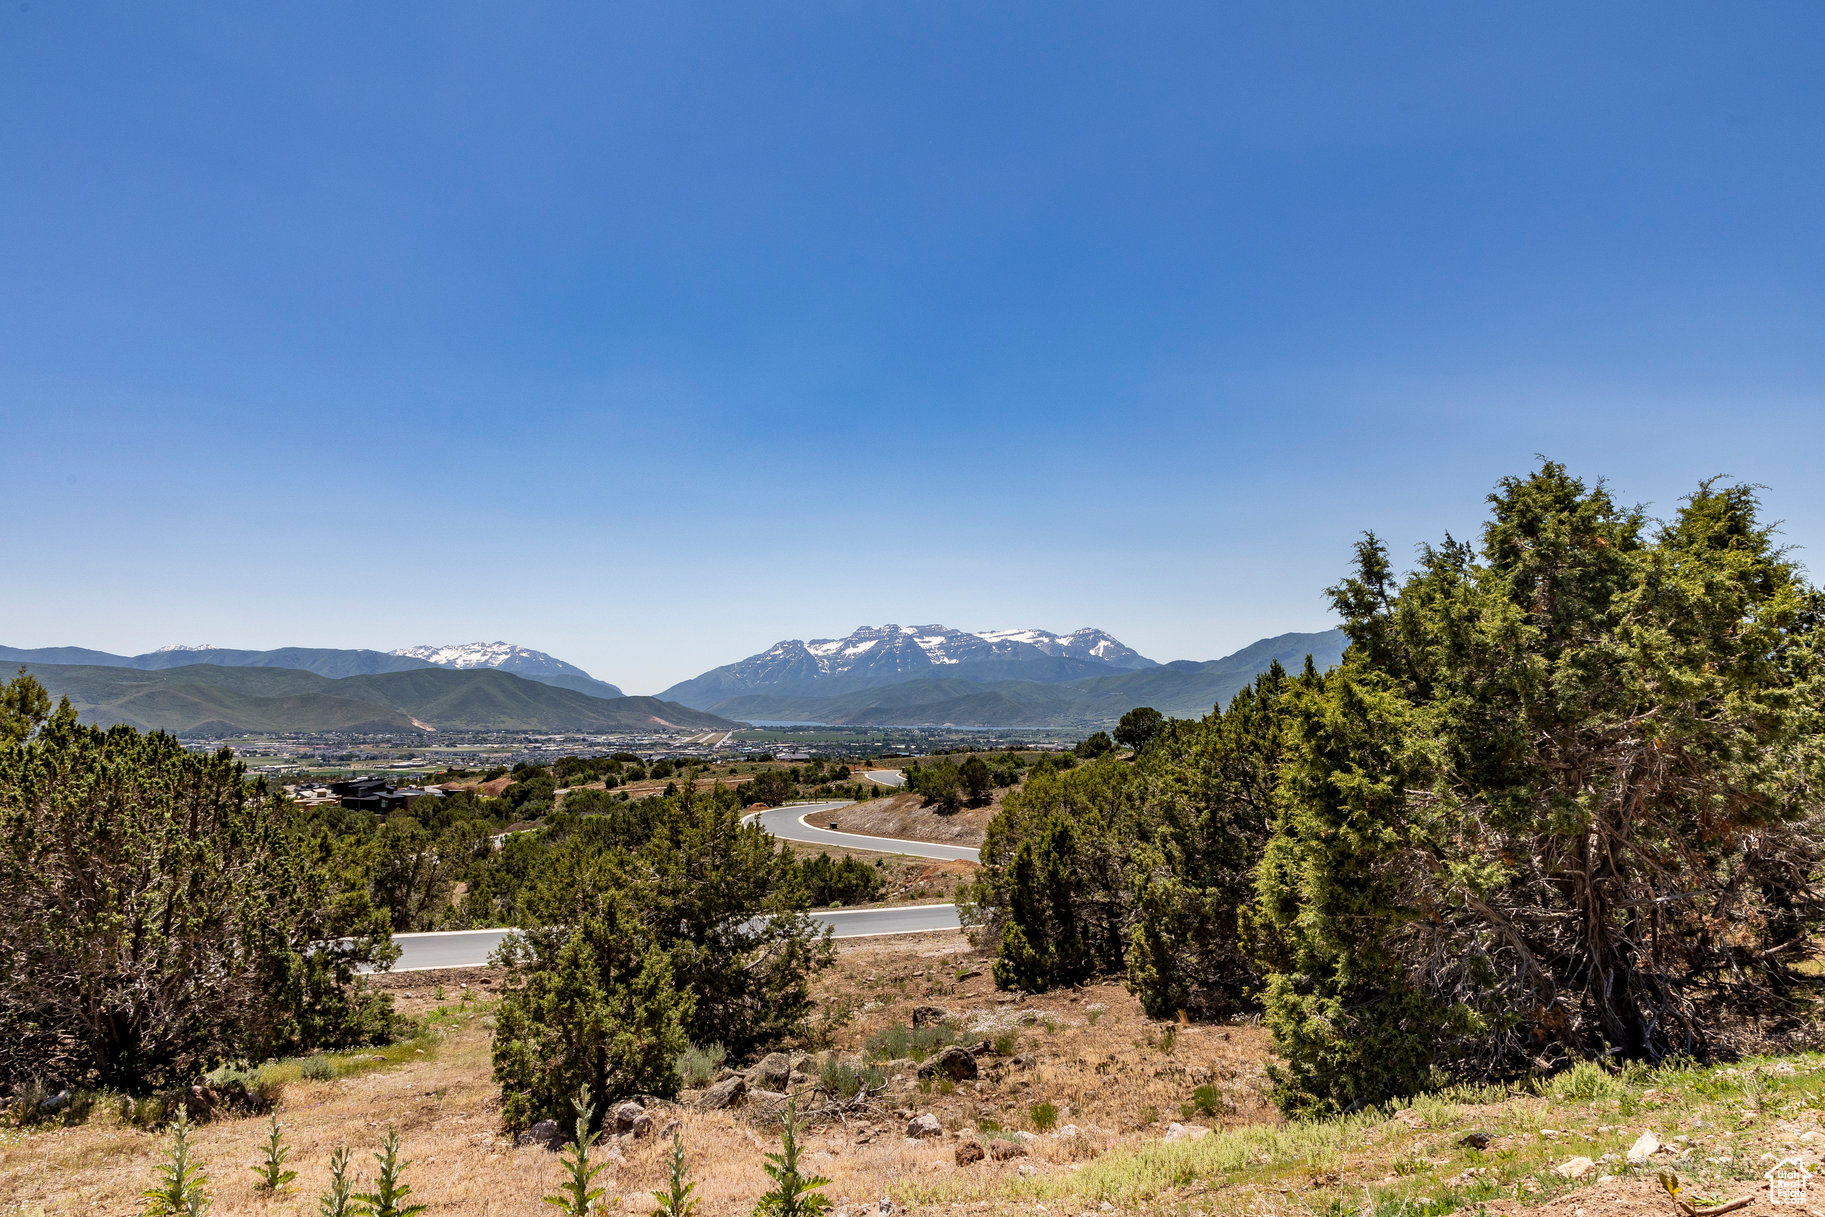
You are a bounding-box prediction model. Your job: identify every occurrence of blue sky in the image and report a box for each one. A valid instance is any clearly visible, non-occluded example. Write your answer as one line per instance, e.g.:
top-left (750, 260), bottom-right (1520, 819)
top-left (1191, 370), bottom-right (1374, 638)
top-left (2, 3), bottom-right (1821, 694)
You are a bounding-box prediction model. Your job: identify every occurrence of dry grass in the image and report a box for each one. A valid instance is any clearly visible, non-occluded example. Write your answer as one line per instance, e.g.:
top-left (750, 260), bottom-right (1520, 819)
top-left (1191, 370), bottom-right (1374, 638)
top-left (1, 935), bottom-right (1277, 1217)
top-left (803, 793), bottom-right (999, 848)
top-left (17, 936), bottom-right (1824, 1217)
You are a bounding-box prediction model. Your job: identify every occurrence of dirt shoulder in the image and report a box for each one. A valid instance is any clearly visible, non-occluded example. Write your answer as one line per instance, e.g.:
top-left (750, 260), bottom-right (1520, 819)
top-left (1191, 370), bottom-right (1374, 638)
top-left (805, 791), bottom-right (998, 847)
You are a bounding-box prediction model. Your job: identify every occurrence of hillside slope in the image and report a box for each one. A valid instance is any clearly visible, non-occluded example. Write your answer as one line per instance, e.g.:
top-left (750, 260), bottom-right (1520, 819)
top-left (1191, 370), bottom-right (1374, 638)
top-left (21, 663), bottom-right (735, 735)
top-left (0, 643), bottom-right (625, 699)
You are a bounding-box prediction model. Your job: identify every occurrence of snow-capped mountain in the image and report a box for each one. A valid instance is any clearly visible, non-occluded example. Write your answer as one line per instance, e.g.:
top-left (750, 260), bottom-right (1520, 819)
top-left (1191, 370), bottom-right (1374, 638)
top-left (659, 624), bottom-right (1156, 709)
top-left (390, 642), bottom-right (624, 700)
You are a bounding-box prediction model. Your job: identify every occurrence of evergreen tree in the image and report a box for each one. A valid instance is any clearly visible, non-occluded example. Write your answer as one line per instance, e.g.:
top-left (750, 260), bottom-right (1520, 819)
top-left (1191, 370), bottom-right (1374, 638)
top-left (0, 718), bottom-right (396, 1090)
top-left (959, 756), bottom-right (993, 804)
top-left (492, 892), bottom-right (690, 1132)
top-left (1258, 465), bottom-right (1825, 1112)
top-left (1114, 707), bottom-right (1165, 755)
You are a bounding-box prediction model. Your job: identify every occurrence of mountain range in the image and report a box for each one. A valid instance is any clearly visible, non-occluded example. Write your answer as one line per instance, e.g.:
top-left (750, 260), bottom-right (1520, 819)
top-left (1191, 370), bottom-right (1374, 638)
top-left (658, 624), bottom-right (1156, 706)
top-left (11, 662), bottom-right (729, 737)
top-left (387, 642), bottom-right (624, 700)
top-left (0, 641), bottom-right (624, 700)
top-left (4, 625), bottom-right (1349, 733)
top-left (660, 624), bottom-right (1347, 728)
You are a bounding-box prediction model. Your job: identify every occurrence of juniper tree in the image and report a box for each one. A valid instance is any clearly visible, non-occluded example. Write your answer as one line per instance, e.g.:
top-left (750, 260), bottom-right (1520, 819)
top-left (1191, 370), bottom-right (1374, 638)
top-left (1258, 465), bottom-right (1825, 1112)
top-left (492, 892), bottom-right (690, 1132)
top-left (0, 718), bottom-right (396, 1089)
top-left (1114, 706), bottom-right (1166, 755)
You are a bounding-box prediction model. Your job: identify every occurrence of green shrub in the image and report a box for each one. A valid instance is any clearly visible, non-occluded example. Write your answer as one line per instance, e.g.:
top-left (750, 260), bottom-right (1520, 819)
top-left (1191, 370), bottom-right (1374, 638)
top-left (797, 853), bottom-right (885, 906)
top-left (351, 1128), bottom-right (426, 1217)
top-left (752, 1099), bottom-right (830, 1216)
top-left (864, 1023), bottom-right (957, 1063)
top-left (990, 1031), bottom-right (1019, 1057)
top-left (543, 1089), bottom-right (612, 1217)
top-left (1543, 1060), bottom-right (1624, 1103)
top-left (142, 1106), bottom-right (209, 1217)
top-left (206, 1064), bottom-right (283, 1115)
top-left (651, 1133), bottom-right (699, 1217)
top-left (816, 1057), bottom-right (884, 1100)
top-left (676, 1043), bottom-right (726, 1088)
top-left (250, 1112), bottom-right (297, 1193)
top-left (1029, 1101), bottom-right (1059, 1133)
top-left (1185, 1084), bottom-right (1222, 1119)
top-left (300, 1056), bottom-right (336, 1082)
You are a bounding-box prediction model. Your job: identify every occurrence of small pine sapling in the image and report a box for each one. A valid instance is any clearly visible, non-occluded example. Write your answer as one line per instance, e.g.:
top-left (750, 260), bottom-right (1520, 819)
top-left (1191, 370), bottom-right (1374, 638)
top-left (751, 1100), bottom-right (830, 1217)
top-left (252, 1112), bottom-right (298, 1193)
top-left (543, 1087), bottom-right (613, 1217)
top-left (143, 1106), bottom-right (210, 1217)
top-left (351, 1128), bottom-right (427, 1217)
top-left (319, 1146), bottom-right (356, 1217)
top-left (650, 1133), bottom-right (698, 1217)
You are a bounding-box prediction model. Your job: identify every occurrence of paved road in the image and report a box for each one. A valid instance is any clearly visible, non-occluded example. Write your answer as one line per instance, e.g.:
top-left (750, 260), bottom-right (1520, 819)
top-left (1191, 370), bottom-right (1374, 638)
top-left (744, 801), bottom-right (980, 863)
top-left (864, 769), bottom-right (906, 787)
top-left (385, 904), bottom-right (962, 971)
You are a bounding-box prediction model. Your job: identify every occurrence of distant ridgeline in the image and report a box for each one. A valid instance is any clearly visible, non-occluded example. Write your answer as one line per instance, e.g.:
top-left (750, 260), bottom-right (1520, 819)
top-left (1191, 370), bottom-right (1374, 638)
top-left (658, 624), bottom-right (1348, 728)
top-left (0, 641), bottom-right (625, 700)
top-left (2, 657), bottom-right (728, 736)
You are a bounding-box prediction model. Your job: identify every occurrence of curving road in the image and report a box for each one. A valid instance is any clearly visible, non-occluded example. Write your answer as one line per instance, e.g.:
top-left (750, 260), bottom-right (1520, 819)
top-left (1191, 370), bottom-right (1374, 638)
top-left (377, 799), bottom-right (983, 971)
top-left (864, 769), bottom-right (906, 787)
top-left (743, 800), bottom-right (980, 863)
top-left (385, 903), bottom-right (962, 971)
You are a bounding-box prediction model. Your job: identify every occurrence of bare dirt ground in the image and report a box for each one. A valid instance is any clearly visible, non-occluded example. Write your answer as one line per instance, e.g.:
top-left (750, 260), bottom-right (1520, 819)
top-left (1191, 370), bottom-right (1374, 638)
top-left (0, 933), bottom-right (1276, 1217)
top-left (13, 939), bottom-right (1821, 1217)
top-left (804, 792), bottom-right (1000, 848)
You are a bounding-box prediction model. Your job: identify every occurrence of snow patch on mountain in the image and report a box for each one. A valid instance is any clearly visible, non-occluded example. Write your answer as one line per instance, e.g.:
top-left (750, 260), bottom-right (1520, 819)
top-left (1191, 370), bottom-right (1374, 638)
top-left (773, 624), bottom-right (1152, 679)
top-left (393, 641), bottom-right (555, 671)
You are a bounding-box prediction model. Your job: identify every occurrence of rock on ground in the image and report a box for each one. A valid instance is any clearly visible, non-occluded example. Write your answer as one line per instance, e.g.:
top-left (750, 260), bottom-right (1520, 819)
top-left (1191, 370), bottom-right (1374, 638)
top-left (918, 1045), bottom-right (978, 1082)
top-left (698, 1075), bottom-right (747, 1110)
top-left (906, 1113), bottom-right (943, 1138)
top-left (746, 1052), bottom-right (792, 1089)
top-left (515, 1120), bottom-right (564, 1150)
